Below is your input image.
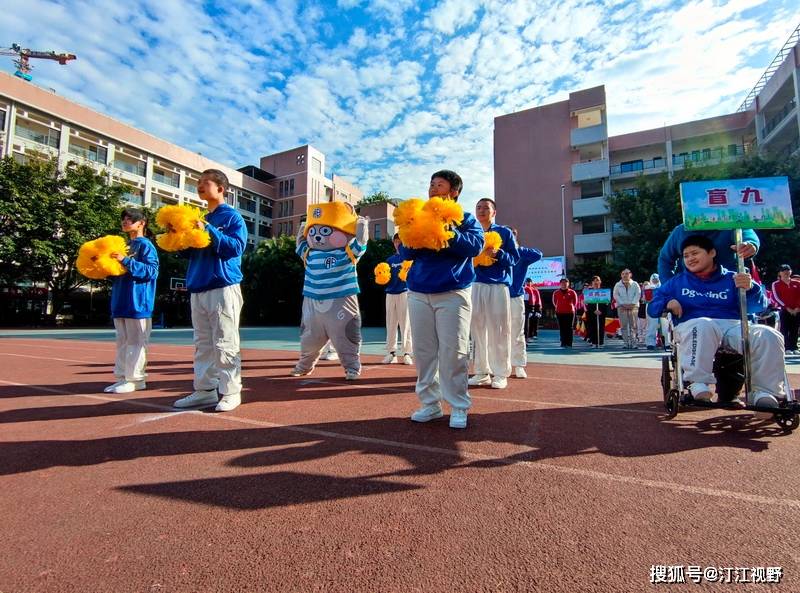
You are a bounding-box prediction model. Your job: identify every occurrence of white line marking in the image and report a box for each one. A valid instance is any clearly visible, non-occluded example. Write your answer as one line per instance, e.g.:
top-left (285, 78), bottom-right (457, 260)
top-left (2, 378), bottom-right (798, 510)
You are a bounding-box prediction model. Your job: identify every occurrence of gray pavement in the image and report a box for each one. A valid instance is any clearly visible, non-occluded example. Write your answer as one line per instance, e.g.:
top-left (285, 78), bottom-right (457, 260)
top-left (3, 326), bottom-right (800, 373)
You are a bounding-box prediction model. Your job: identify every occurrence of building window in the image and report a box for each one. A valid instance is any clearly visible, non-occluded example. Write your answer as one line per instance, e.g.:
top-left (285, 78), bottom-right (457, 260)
top-left (259, 222), bottom-right (271, 237)
top-left (620, 159), bottom-right (643, 173)
top-left (374, 223), bottom-right (381, 240)
top-left (288, 221), bottom-right (293, 235)
top-left (312, 157), bottom-right (322, 175)
top-left (289, 178), bottom-right (295, 196)
top-left (296, 153), bottom-right (305, 166)
top-left (582, 216), bottom-right (605, 235)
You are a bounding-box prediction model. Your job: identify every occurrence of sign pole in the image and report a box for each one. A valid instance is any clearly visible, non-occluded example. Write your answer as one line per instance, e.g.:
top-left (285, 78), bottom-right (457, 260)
top-left (735, 228), bottom-right (753, 400)
top-left (595, 304), bottom-right (600, 349)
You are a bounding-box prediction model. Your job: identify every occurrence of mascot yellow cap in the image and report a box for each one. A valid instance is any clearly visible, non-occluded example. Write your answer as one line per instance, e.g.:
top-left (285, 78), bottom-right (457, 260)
top-left (304, 201), bottom-right (357, 237)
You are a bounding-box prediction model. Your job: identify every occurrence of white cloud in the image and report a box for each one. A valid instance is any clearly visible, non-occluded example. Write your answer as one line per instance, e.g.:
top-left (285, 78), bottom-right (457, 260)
top-left (0, 0), bottom-right (795, 207)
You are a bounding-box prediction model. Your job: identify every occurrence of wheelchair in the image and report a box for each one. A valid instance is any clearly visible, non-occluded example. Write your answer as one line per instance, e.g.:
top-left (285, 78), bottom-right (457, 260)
top-left (660, 335), bottom-right (800, 434)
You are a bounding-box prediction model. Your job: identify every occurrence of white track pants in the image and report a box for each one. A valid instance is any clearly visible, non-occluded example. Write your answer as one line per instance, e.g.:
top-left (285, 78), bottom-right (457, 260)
top-left (646, 315), bottom-right (671, 347)
top-left (673, 318), bottom-right (786, 398)
top-left (509, 295), bottom-right (527, 368)
top-left (191, 284), bottom-right (243, 396)
top-left (113, 318), bottom-right (151, 382)
top-left (471, 282), bottom-right (511, 379)
top-left (408, 288), bottom-right (472, 411)
top-left (385, 292), bottom-right (412, 356)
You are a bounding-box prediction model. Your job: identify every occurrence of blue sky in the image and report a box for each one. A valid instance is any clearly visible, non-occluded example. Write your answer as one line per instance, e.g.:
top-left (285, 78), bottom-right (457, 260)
top-left (1, 0), bottom-right (798, 210)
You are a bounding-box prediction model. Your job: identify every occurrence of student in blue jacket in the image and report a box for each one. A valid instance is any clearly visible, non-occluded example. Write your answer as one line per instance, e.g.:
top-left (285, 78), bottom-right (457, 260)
top-left (468, 199), bottom-right (520, 390)
top-left (107, 208), bottom-right (159, 394)
top-left (657, 223), bottom-right (759, 281)
top-left (173, 169), bottom-right (248, 412)
top-left (399, 170), bottom-right (484, 429)
top-left (507, 229), bottom-right (542, 379)
top-left (648, 235), bottom-right (786, 408)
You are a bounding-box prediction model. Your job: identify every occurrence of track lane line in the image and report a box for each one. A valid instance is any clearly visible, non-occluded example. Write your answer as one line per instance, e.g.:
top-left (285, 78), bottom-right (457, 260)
top-left (1, 378), bottom-right (798, 510)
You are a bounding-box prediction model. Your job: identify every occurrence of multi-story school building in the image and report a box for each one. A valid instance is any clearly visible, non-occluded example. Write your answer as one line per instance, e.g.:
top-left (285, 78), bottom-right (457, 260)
top-left (495, 24), bottom-right (800, 270)
top-left (0, 71), bottom-right (363, 249)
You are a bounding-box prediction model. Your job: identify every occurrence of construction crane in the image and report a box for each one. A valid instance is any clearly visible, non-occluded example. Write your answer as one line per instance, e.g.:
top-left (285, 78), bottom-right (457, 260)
top-left (0, 43), bottom-right (76, 81)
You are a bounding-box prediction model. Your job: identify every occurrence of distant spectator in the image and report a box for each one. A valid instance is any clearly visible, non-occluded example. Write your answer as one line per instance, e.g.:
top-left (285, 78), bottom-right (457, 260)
top-left (772, 264), bottom-right (800, 354)
top-left (552, 277), bottom-right (578, 348)
top-left (613, 269), bottom-right (641, 349)
top-left (585, 276), bottom-right (608, 347)
top-left (524, 278), bottom-right (541, 341)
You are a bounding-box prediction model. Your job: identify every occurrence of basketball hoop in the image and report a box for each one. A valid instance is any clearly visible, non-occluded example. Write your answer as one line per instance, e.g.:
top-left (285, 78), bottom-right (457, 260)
top-left (170, 277), bottom-right (187, 292)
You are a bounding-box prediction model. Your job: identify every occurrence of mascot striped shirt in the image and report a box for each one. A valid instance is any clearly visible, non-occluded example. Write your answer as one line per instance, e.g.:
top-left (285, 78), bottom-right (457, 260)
top-left (297, 239), bottom-right (366, 300)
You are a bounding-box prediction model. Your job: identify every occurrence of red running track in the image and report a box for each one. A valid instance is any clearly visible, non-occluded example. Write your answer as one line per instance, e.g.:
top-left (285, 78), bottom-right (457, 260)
top-left (1, 338), bottom-right (799, 593)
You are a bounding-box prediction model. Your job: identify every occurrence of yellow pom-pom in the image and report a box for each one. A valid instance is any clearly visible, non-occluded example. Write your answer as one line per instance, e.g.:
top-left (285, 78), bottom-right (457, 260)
top-left (473, 231), bottom-right (502, 267)
top-left (155, 204), bottom-right (209, 252)
top-left (398, 260), bottom-right (413, 282)
top-left (394, 197), bottom-right (464, 250)
top-left (374, 262), bottom-right (391, 285)
top-left (76, 235), bottom-right (128, 279)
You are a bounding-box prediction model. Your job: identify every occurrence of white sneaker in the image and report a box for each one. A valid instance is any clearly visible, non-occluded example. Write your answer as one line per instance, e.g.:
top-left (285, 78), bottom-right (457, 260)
top-left (382, 354), bottom-right (397, 364)
top-left (491, 377), bottom-right (508, 389)
top-left (449, 408), bottom-right (468, 429)
top-left (411, 403), bottom-right (444, 423)
top-left (690, 383), bottom-right (712, 401)
top-left (468, 374), bottom-right (491, 386)
top-left (103, 381), bottom-right (125, 393)
top-left (173, 390), bottom-right (218, 408)
top-left (402, 354), bottom-right (413, 365)
top-left (112, 381), bottom-right (146, 394)
top-left (323, 351), bottom-right (339, 361)
top-left (514, 367), bottom-right (527, 379)
top-left (215, 393), bottom-right (241, 412)
top-left (345, 369), bottom-right (360, 381)
top-left (290, 366), bottom-right (312, 377)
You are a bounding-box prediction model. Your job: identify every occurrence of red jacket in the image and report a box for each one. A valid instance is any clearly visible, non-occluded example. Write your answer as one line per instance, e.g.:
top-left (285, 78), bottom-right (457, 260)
top-left (524, 285), bottom-right (540, 307)
top-left (772, 279), bottom-right (800, 309)
top-left (552, 289), bottom-right (578, 314)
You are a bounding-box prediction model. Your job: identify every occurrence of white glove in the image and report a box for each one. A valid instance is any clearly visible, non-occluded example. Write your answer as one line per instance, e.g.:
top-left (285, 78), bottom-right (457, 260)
top-left (356, 216), bottom-right (369, 244)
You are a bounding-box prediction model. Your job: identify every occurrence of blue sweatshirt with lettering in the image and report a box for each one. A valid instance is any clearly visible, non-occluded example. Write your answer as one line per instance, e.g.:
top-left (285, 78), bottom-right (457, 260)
top-left (657, 224), bottom-right (760, 281)
top-left (647, 266), bottom-right (766, 325)
top-left (509, 246), bottom-right (543, 297)
top-left (186, 204), bottom-right (247, 293)
top-left (110, 237), bottom-right (159, 319)
top-left (474, 223), bottom-right (520, 286)
top-left (384, 253), bottom-right (408, 295)
top-left (398, 212), bottom-right (484, 294)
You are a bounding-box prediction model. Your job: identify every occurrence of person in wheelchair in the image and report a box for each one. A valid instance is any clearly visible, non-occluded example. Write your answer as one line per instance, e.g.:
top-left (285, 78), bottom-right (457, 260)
top-left (648, 235), bottom-right (786, 409)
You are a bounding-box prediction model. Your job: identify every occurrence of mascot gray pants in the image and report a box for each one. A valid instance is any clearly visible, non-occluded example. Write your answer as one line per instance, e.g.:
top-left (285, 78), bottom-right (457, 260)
top-left (296, 295), bottom-right (362, 374)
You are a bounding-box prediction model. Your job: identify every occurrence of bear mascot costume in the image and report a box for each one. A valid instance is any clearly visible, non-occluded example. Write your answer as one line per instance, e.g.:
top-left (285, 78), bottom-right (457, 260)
top-left (291, 202), bottom-right (369, 380)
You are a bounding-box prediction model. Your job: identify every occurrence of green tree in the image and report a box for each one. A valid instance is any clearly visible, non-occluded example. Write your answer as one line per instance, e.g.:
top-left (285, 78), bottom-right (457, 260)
top-left (0, 156), bottom-right (127, 317)
top-left (356, 238), bottom-right (395, 326)
top-left (605, 154), bottom-right (800, 279)
top-left (242, 234), bottom-right (305, 325)
top-left (357, 191), bottom-right (393, 207)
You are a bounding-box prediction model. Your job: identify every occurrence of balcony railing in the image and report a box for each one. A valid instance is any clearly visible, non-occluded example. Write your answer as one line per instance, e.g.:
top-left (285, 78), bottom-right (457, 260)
top-left (15, 124), bottom-right (60, 148)
top-left (763, 98), bottom-right (797, 137)
top-left (68, 143), bottom-right (107, 163)
top-left (672, 145), bottom-right (745, 167)
top-left (113, 159), bottom-right (146, 176)
top-left (610, 157), bottom-right (666, 177)
top-left (571, 158), bottom-right (609, 182)
top-left (153, 171), bottom-right (179, 187)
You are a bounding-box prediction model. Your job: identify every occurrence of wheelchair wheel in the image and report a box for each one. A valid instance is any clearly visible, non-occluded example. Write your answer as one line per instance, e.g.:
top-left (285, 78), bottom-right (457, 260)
top-left (776, 414), bottom-right (799, 434)
top-left (661, 356), bottom-right (671, 399)
top-left (665, 389), bottom-right (680, 419)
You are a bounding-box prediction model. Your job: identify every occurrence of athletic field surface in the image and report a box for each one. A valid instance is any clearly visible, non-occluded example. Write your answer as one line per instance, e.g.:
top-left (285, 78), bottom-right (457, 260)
top-left (1, 328), bottom-right (799, 592)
